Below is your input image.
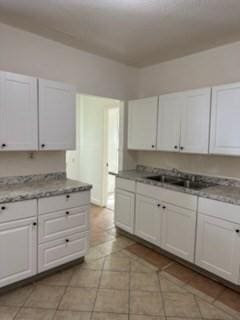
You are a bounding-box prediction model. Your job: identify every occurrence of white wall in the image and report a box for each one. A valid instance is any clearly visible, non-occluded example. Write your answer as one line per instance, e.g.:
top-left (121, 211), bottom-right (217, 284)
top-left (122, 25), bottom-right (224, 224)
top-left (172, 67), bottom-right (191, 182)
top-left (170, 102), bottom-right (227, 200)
top-left (0, 22), bottom-right (138, 177)
top-left (137, 41), bottom-right (240, 179)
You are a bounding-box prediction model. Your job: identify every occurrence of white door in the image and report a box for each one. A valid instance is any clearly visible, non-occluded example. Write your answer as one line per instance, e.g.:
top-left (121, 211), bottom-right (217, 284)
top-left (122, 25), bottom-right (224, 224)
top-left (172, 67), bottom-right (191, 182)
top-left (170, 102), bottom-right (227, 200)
top-left (135, 195), bottom-right (161, 246)
top-left (180, 88), bottom-right (211, 154)
top-left (162, 203), bottom-right (196, 262)
top-left (115, 189), bottom-right (135, 233)
top-left (0, 217), bottom-right (37, 288)
top-left (39, 79), bottom-right (76, 150)
top-left (128, 97), bottom-right (158, 150)
top-left (196, 214), bottom-right (240, 283)
top-left (210, 82), bottom-right (240, 155)
top-left (157, 93), bottom-right (183, 151)
top-left (0, 71), bottom-right (37, 151)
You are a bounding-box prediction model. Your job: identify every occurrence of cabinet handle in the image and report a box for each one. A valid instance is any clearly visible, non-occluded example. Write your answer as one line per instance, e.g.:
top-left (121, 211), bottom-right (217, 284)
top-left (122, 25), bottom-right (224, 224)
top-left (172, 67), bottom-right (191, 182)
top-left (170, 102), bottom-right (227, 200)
top-left (66, 195), bottom-right (70, 199)
top-left (41, 144), bottom-right (45, 148)
top-left (1, 143), bottom-right (6, 148)
top-left (151, 145), bottom-right (155, 148)
top-left (33, 222), bottom-right (37, 226)
top-left (66, 211), bottom-right (70, 215)
top-left (180, 146), bottom-right (184, 150)
top-left (236, 229), bottom-right (240, 233)
top-left (157, 204), bottom-right (161, 207)
top-left (1, 206), bottom-right (6, 210)
top-left (162, 206), bottom-right (166, 209)
top-left (65, 239), bottom-right (69, 243)
top-left (174, 145), bottom-right (178, 149)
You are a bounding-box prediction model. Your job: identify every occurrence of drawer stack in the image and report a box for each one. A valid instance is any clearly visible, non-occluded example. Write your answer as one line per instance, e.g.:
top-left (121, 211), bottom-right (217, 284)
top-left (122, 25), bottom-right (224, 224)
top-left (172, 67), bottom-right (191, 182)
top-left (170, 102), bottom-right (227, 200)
top-left (38, 191), bottom-right (90, 272)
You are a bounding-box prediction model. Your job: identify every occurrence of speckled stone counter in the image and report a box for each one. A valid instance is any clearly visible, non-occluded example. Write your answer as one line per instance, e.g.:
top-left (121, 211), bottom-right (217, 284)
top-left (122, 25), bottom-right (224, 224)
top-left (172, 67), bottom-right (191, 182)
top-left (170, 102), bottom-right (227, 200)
top-left (113, 166), bottom-right (240, 206)
top-left (0, 172), bottom-right (92, 204)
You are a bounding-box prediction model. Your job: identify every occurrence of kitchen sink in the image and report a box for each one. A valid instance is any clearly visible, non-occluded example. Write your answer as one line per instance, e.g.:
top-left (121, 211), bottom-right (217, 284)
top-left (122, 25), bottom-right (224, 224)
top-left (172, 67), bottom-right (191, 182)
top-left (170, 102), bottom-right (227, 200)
top-left (146, 175), bottom-right (181, 184)
top-left (146, 175), bottom-right (215, 190)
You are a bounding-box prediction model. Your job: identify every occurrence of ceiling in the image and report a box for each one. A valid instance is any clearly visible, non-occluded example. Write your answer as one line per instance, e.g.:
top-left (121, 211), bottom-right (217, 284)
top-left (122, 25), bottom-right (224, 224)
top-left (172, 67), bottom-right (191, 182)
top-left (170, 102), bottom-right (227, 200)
top-left (1, 0), bottom-right (240, 67)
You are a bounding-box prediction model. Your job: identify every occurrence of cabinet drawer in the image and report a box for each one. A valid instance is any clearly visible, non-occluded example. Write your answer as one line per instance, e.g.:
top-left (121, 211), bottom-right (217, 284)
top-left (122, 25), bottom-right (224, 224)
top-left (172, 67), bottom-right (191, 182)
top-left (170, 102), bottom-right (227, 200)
top-left (0, 199), bottom-right (37, 223)
top-left (116, 177), bottom-right (135, 192)
top-left (39, 206), bottom-right (89, 243)
top-left (136, 182), bottom-right (197, 210)
top-left (38, 231), bottom-right (88, 272)
top-left (38, 191), bottom-right (90, 214)
top-left (198, 197), bottom-right (240, 224)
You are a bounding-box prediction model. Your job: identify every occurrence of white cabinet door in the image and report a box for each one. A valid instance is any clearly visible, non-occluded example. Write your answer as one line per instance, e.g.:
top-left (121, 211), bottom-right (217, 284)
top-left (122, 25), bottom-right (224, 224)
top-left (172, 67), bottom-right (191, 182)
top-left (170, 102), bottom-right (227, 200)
top-left (115, 189), bottom-right (135, 233)
top-left (0, 217), bottom-right (37, 288)
top-left (162, 203), bottom-right (196, 262)
top-left (196, 214), bottom-right (240, 284)
top-left (128, 97), bottom-right (158, 150)
top-left (210, 83), bottom-right (240, 155)
top-left (135, 195), bottom-right (161, 246)
top-left (157, 93), bottom-right (183, 151)
top-left (39, 79), bottom-right (76, 150)
top-left (0, 71), bottom-right (37, 151)
top-left (180, 88), bottom-right (211, 154)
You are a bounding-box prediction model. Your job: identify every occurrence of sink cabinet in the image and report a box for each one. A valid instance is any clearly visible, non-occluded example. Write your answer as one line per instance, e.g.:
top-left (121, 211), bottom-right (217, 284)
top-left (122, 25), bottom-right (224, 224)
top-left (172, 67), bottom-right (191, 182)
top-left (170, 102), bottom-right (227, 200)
top-left (161, 203), bottom-right (196, 262)
top-left (114, 177), bottom-right (240, 284)
top-left (135, 194), bottom-right (162, 246)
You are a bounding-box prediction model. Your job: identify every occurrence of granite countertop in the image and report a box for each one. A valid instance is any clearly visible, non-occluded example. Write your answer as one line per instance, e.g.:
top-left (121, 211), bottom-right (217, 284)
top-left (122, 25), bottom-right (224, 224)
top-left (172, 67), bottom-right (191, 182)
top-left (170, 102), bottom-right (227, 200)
top-left (0, 173), bottom-right (92, 204)
top-left (113, 169), bottom-right (240, 206)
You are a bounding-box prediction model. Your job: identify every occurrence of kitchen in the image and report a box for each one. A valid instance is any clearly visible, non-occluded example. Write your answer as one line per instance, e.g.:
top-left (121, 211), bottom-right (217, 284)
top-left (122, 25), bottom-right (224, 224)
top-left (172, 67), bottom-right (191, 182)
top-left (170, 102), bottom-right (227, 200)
top-left (0, 1), bottom-right (240, 319)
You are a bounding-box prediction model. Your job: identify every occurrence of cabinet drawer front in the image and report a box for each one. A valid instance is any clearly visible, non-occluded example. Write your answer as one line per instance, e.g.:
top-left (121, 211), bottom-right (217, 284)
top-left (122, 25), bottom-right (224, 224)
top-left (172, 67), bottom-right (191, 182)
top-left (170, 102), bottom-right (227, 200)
top-left (198, 198), bottom-right (240, 224)
top-left (39, 206), bottom-right (89, 243)
top-left (38, 191), bottom-right (90, 214)
top-left (116, 178), bottom-right (135, 192)
top-left (136, 182), bottom-right (197, 210)
top-left (0, 199), bottom-right (37, 223)
top-left (38, 232), bottom-right (88, 272)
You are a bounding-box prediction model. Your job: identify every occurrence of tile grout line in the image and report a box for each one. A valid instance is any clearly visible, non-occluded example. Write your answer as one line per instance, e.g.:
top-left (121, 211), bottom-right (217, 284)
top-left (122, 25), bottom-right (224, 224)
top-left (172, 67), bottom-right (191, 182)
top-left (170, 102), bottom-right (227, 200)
top-left (89, 256), bottom-right (106, 320)
top-left (158, 267), bottom-right (167, 319)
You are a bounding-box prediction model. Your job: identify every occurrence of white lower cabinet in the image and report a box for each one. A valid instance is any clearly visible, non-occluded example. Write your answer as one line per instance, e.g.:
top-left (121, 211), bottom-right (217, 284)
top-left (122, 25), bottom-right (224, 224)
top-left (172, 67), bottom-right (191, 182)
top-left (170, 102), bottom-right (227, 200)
top-left (115, 189), bottom-right (135, 233)
top-left (38, 231), bottom-right (88, 272)
top-left (135, 195), bottom-right (161, 246)
top-left (0, 217), bottom-right (37, 287)
top-left (0, 191), bottom-right (90, 288)
top-left (196, 214), bottom-right (240, 284)
top-left (162, 203), bottom-right (196, 262)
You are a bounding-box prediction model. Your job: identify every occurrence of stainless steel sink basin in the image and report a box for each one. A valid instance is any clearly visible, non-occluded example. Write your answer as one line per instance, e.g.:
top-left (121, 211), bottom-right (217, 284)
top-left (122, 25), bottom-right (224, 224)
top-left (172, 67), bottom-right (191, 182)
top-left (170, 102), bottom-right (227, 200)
top-left (146, 175), bottom-right (215, 190)
top-left (146, 175), bottom-right (181, 184)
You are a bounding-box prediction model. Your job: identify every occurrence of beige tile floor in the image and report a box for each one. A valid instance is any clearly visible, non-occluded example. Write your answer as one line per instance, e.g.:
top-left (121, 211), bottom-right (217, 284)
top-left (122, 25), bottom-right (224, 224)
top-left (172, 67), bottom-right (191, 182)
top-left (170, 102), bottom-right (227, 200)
top-left (0, 205), bottom-right (240, 320)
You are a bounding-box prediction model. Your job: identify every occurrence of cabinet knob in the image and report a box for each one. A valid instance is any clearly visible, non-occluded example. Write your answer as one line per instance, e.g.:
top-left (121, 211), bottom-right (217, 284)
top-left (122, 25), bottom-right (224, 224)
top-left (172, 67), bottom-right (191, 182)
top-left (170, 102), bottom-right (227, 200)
top-left (66, 195), bottom-right (70, 199)
top-left (151, 145), bottom-right (155, 148)
top-left (33, 222), bottom-right (37, 226)
top-left (174, 145), bottom-right (178, 149)
top-left (1, 206), bottom-right (6, 210)
top-left (65, 239), bottom-right (69, 243)
top-left (236, 229), bottom-right (240, 233)
top-left (66, 211), bottom-right (70, 215)
top-left (157, 204), bottom-right (161, 207)
top-left (41, 144), bottom-right (45, 148)
top-left (180, 146), bottom-right (184, 150)
top-left (1, 143), bottom-right (6, 148)
top-left (162, 206), bottom-right (166, 209)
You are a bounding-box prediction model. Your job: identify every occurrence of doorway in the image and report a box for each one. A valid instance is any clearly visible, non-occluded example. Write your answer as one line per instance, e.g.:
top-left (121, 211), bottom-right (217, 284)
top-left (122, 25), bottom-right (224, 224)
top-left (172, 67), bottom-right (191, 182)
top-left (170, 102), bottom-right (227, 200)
top-left (66, 94), bottom-right (121, 209)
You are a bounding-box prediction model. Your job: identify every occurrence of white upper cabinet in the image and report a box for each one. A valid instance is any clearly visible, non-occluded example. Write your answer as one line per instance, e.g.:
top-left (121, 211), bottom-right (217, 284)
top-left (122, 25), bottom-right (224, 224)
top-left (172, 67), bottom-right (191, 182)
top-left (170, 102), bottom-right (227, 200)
top-left (39, 79), bottom-right (76, 150)
top-left (210, 83), bottom-right (240, 155)
top-left (0, 71), bottom-right (38, 150)
top-left (157, 89), bottom-right (211, 153)
top-left (157, 93), bottom-right (183, 151)
top-left (181, 88), bottom-right (211, 154)
top-left (128, 97), bottom-right (158, 150)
